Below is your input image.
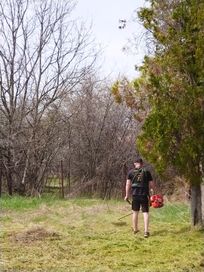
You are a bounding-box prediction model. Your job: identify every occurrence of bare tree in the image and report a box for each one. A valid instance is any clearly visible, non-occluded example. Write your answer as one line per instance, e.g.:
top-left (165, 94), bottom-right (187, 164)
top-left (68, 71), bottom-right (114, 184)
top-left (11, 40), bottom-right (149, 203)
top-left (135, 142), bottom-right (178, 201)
top-left (51, 76), bottom-right (139, 199)
top-left (0, 0), bottom-right (96, 195)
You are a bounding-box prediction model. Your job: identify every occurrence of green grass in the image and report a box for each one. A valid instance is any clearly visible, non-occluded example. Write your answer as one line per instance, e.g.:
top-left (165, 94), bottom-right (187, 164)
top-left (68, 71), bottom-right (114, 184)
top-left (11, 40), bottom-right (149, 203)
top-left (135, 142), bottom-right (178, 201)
top-left (0, 196), bottom-right (204, 272)
top-left (0, 195), bottom-right (62, 210)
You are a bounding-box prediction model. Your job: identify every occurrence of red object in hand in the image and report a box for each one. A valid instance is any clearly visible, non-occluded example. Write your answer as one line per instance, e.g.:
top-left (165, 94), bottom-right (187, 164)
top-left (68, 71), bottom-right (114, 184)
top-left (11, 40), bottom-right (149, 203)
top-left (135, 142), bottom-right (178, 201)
top-left (150, 194), bottom-right (164, 208)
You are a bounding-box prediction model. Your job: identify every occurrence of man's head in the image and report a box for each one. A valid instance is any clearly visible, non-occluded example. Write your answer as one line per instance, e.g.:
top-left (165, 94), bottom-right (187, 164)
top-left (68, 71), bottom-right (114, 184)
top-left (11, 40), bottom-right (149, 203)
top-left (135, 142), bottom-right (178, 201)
top-left (134, 158), bottom-right (143, 169)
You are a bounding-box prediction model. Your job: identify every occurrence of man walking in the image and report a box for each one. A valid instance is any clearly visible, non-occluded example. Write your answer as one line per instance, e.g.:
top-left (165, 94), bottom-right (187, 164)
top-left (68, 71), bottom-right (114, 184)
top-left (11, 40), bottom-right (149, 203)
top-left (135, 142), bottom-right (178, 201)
top-left (124, 158), bottom-right (155, 238)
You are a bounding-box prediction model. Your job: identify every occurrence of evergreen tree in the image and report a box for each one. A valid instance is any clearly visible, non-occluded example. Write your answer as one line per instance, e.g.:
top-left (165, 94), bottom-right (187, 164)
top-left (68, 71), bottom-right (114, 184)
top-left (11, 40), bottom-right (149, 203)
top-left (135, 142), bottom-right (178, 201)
top-left (113, 0), bottom-right (204, 226)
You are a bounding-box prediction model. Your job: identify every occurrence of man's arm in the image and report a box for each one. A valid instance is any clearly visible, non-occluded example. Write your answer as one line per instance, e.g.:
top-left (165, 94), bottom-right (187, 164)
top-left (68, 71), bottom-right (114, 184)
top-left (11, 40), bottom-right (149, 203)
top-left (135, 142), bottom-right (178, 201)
top-left (124, 179), bottom-right (131, 201)
top-left (149, 180), bottom-right (156, 195)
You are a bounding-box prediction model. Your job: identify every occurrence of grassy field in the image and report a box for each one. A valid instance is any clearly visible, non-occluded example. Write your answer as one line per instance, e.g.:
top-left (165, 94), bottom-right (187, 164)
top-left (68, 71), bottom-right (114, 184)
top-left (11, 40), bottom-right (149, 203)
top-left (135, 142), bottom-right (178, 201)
top-left (0, 195), bottom-right (204, 272)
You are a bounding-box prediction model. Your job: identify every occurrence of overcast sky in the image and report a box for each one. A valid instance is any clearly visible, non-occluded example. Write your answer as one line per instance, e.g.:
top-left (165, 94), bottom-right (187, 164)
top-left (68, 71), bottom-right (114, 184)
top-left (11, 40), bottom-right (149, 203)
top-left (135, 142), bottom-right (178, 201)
top-left (74, 0), bottom-right (147, 79)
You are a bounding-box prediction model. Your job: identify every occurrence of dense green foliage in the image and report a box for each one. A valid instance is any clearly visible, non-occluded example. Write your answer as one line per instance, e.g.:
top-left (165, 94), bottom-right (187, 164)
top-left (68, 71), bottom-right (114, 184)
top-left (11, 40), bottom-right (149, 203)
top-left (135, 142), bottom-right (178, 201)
top-left (1, 196), bottom-right (204, 271)
top-left (112, 0), bottom-right (204, 185)
top-left (135, 0), bottom-right (204, 184)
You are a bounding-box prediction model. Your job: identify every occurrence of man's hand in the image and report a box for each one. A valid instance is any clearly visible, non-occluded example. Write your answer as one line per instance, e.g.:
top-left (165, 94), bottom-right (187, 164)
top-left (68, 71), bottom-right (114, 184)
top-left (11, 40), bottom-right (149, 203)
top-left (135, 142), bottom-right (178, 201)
top-left (124, 196), bottom-right (131, 205)
top-left (149, 180), bottom-right (156, 195)
top-left (150, 188), bottom-right (154, 196)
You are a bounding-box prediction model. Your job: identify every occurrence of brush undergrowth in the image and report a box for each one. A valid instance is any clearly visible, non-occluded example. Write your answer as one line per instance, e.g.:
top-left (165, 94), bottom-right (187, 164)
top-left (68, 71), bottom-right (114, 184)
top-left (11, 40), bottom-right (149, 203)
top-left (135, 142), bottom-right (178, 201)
top-left (0, 195), bottom-right (204, 272)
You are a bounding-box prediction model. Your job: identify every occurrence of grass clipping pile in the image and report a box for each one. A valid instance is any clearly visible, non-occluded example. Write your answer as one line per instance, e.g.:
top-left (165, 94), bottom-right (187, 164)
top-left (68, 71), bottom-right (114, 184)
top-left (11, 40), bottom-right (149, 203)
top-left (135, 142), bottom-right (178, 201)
top-left (11, 227), bottom-right (61, 244)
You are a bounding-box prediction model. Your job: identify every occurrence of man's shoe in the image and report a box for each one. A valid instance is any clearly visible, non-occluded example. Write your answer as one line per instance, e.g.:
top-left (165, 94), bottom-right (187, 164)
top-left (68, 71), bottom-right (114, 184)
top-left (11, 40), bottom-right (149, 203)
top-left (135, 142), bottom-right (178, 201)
top-left (132, 227), bottom-right (139, 234)
top-left (144, 232), bottom-right (150, 238)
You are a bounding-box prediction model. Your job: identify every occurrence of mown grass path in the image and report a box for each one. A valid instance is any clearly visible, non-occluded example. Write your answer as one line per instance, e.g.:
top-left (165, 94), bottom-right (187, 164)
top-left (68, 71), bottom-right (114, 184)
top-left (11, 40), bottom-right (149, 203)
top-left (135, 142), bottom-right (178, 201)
top-left (0, 196), bottom-right (204, 272)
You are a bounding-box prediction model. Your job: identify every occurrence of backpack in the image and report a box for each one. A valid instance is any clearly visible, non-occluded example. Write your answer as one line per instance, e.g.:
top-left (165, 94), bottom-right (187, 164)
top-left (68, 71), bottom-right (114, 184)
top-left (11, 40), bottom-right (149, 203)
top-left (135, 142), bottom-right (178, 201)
top-left (131, 168), bottom-right (147, 188)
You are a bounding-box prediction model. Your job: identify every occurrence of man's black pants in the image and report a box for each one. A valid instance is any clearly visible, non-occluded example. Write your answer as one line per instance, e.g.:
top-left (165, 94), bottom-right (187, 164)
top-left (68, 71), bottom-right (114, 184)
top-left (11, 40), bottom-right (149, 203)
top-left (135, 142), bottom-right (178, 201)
top-left (132, 195), bottom-right (149, 212)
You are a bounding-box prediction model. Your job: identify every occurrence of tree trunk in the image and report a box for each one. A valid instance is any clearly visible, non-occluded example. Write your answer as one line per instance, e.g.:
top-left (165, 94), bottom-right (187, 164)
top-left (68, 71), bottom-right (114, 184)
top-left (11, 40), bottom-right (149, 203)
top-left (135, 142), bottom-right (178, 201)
top-left (191, 184), bottom-right (202, 226)
top-left (4, 147), bottom-right (13, 196)
top-left (201, 184), bottom-right (204, 226)
top-left (7, 152), bottom-right (13, 196)
top-left (7, 171), bottom-right (13, 196)
top-left (0, 162), bottom-right (2, 197)
top-left (60, 160), bottom-right (65, 199)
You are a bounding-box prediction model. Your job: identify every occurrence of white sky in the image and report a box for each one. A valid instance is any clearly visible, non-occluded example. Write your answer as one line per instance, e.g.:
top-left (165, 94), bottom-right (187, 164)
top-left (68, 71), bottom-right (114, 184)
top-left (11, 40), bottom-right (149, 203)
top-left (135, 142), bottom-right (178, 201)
top-left (74, 0), bottom-right (147, 80)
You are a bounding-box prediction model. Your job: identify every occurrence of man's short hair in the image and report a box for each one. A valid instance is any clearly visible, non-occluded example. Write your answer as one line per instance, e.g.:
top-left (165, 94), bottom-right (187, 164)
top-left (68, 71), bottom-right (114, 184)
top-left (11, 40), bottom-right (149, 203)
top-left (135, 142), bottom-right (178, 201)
top-left (135, 158), bottom-right (143, 164)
